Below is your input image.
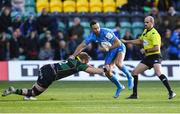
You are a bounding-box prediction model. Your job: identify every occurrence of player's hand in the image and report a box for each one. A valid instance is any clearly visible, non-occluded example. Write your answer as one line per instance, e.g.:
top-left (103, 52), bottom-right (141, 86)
top-left (98, 46), bottom-right (109, 52)
top-left (100, 42), bottom-right (111, 52)
top-left (103, 47), bottom-right (110, 52)
top-left (103, 65), bottom-right (110, 72)
top-left (120, 39), bottom-right (127, 43)
top-left (69, 55), bottom-right (75, 59)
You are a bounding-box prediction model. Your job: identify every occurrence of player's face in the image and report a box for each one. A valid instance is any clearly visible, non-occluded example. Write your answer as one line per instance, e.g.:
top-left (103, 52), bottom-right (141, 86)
top-left (144, 18), bottom-right (153, 30)
top-left (91, 23), bottom-right (100, 35)
top-left (81, 59), bottom-right (89, 64)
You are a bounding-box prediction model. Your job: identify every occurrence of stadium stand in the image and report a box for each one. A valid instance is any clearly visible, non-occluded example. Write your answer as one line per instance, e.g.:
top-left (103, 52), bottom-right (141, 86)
top-left (116, 0), bottom-right (128, 8)
top-left (76, 0), bottom-right (89, 13)
top-left (25, 0), bottom-right (35, 14)
top-left (50, 0), bottom-right (62, 13)
top-left (131, 21), bottom-right (144, 38)
top-left (89, 0), bottom-right (102, 12)
top-left (103, 0), bottom-right (116, 12)
top-left (63, 0), bottom-right (76, 12)
top-left (36, 0), bottom-right (49, 13)
top-left (104, 12), bottom-right (117, 29)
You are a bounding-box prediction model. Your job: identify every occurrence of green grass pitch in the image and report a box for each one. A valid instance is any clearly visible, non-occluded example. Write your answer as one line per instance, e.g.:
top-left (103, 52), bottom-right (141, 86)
top-left (0, 81), bottom-right (179, 113)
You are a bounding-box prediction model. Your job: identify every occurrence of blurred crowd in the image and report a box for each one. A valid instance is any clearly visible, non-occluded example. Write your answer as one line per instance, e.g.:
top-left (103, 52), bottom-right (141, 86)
top-left (0, 0), bottom-right (180, 61)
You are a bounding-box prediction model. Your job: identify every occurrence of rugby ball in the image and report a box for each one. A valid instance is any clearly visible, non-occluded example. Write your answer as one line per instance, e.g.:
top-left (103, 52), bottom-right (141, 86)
top-left (101, 42), bottom-right (112, 50)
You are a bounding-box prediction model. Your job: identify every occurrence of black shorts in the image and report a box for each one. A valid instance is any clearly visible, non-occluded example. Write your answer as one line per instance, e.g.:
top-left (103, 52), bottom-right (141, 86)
top-left (140, 54), bottom-right (162, 69)
top-left (37, 64), bottom-right (56, 88)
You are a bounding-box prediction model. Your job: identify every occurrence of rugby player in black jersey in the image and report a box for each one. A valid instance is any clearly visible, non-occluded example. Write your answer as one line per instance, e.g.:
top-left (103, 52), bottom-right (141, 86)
top-left (2, 52), bottom-right (109, 100)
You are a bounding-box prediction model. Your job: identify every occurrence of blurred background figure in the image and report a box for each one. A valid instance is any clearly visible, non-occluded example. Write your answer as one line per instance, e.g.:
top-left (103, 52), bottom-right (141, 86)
top-left (161, 29), bottom-right (171, 60)
top-left (158, 0), bottom-right (172, 11)
top-left (36, 8), bottom-right (51, 34)
top-left (168, 25), bottom-right (180, 60)
top-left (38, 41), bottom-right (54, 60)
top-left (0, 32), bottom-right (9, 60)
top-left (68, 17), bottom-right (84, 44)
top-left (122, 31), bottom-right (134, 60)
top-left (148, 7), bottom-right (162, 31)
top-left (20, 13), bottom-right (37, 37)
top-left (113, 23), bottom-right (121, 39)
top-left (166, 7), bottom-right (179, 30)
top-left (0, 0), bottom-right (11, 10)
top-left (12, 14), bottom-right (22, 30)
top-left (9, 30), bottom-right (20, 60)
top-left (0, 7), bottom-right (12, 33)
top-left (26, 31), bottom-right (39, 60)
top-left (54, 40), bottom-right (68, 60)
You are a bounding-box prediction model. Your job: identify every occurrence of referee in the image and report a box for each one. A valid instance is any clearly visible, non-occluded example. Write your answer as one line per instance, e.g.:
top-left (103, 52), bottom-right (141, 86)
top-left (122, 16), bottom-right (176, 99)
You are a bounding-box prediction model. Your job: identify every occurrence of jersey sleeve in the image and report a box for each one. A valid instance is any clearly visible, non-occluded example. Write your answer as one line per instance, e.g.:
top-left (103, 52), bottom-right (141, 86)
top-left (77, 63), bottom-right (89, 71)
top-left (139, 29), bottom-right (146, 40)
top-left (84, 32), bottom-right (94, 45)
top-left (151, 31), bottom-right (160, 45)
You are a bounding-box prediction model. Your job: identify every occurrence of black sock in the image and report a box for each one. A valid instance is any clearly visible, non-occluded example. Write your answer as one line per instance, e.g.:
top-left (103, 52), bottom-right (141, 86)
top-left (15, 88), bottom-right (32, 96)
top-left (15, 89), bottom-right (22, 95)
top-left (26, 89), bottom-right (33, 97)
top-left (159, 74), bottom-right (172, 94)
top-left (133, 75), bottom-right (138, 96)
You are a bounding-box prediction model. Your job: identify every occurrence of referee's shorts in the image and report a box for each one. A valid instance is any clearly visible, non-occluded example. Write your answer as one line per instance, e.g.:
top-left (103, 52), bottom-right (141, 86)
top-left (140, 54), bottom-right (162, 69)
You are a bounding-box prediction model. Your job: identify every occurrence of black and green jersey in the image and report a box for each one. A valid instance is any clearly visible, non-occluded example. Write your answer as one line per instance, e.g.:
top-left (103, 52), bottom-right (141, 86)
top-left (53, 58), bottom-right (89, 80)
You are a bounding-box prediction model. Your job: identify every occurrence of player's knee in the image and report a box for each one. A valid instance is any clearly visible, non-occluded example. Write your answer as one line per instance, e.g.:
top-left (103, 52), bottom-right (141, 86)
top-left (132, 70), bottom-right (138, 76)
top-left (115, 63), bottom-right (123, 69)
top-left (155, 69), bottom-right (162, 76)
top-left (32, 86), bottom-right (44, 96)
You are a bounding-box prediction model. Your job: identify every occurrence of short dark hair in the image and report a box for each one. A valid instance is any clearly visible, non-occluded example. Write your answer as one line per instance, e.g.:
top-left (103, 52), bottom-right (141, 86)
top-left (90, 20), bottom-right (98, 27)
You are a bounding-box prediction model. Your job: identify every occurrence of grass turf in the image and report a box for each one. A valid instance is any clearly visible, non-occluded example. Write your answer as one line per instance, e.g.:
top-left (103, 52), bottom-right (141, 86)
top-left (0, 81), bottom-right (179, 113)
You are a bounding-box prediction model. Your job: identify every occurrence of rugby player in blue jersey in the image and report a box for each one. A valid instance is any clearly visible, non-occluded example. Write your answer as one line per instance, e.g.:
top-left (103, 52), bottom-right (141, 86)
top-left (70, 20), bottom-right (133, 98)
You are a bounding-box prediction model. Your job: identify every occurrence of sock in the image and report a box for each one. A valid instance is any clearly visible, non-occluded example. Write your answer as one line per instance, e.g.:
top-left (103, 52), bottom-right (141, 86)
top-left (133, 75), bottom-right (138, 95)
top-left (109, 75), bottom-right (122, 89)
top-left (120, 65), bottom-right (132, 79)
top-left (26, 89), bottom-right (33, 96)
top-left (15, 89), bottom-right (22, 95)
top-left (15, 88), bottom-right (32, 96)
top-left (159, 74), bottom-right (172, 94)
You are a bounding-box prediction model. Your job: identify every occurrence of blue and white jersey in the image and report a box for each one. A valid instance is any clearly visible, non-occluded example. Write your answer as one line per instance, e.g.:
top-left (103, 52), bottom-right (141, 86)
top-left (85, 28), bottom-right (116, 46)
top-left (85, 28), bottom-right (126, 65)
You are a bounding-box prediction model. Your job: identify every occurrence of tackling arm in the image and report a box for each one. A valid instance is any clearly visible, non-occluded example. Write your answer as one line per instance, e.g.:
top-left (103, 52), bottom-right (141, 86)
top-left (85, 65), bottom-right (110, 75)
top-left (85, 67), bottom-right (104, 75)
top-left (72, 41), bottom-right (87, 57)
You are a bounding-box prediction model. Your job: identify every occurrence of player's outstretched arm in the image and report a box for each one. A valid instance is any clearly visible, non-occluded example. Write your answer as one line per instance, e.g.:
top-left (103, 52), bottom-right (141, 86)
top-left (70, 41), bottom-right (87, 58)
top-left (85, 66), bottom-right (108, 75)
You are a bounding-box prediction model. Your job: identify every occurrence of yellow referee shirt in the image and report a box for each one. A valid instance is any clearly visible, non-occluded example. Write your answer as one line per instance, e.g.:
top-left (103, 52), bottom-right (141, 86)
top-left (139, 28), bottom-right (161, 56)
